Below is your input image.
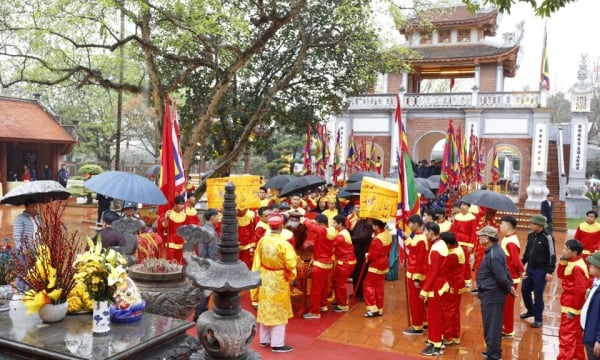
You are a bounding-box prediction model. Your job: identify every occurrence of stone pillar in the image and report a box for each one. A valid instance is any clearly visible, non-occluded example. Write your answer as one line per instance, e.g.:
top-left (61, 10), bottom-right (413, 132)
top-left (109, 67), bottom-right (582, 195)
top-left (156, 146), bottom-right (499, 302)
top-left (180, 182), bottom-right (261, 360)
top-left (566, 55), bottom-right (593, 217)
top-left (525, 112), bottom-right (551, 209)
top-left (496, 63), bottom-right (504, 92)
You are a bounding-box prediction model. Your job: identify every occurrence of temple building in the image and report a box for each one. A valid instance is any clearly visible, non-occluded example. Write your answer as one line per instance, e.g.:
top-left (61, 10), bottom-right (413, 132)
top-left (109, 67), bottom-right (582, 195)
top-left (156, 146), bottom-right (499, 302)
top-left (332, 5), bottom-right (594, 229)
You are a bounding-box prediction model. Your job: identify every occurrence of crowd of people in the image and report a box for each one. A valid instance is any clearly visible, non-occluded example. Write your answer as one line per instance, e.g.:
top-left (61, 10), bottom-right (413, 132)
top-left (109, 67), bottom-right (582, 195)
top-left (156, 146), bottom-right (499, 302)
top-left (9, 176), bottom-right (600, 358)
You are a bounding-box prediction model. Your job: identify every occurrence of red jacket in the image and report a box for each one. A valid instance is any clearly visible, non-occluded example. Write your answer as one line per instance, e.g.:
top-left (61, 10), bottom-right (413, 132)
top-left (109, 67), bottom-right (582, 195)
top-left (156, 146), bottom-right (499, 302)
top-left (237, 210), bottom-right (256, 251)
top-left (443, 244), bottom-right (466, 294)
top-left (451, 212), bottom-right (477, 251)
top-left (557, 256), bottom-right (591, 314)
top-left (501, 233), bottom-right (525, 284)
top-left (574, 222), bottom-right (600, 255)
top-left (366, 229), bottom-right (392, 274)
top-left (333, 228), bottom-right (356, 265)
top-left (303, 219), bottom-right (334, 268)
top-left (405, 231), bottom-right (428, 281)
top-left (420, 238), bottom-right (449, 298)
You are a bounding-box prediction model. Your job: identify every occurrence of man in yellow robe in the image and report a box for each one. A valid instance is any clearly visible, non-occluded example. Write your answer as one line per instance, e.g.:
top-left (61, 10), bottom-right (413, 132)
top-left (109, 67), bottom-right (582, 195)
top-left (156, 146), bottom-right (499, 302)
top-left (252, 214), bottom-right (297, 353)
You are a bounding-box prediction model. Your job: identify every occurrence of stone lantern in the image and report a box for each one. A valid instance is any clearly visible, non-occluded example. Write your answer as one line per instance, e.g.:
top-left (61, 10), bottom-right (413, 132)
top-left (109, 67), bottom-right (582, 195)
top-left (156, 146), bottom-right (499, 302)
top-left (179, 182), bottom-right (261, 360)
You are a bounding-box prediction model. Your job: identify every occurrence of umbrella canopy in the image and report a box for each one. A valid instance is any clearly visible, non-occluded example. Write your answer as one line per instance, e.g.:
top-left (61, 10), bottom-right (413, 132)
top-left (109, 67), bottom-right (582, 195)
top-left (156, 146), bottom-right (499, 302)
top-left (84, 171), bottom-right (167, 205)
top-left (413, 178), bottom-right (436, 200)
top-left (347, 171), bottom-right (383, 183)
top-left (343, 181), bottom-right (362, 192)
top-left (279, 175), bottom-right (326, 197)
top-left (427, 175), bottom-right (440, 189)
top-left (264, 175), bottom-right (297, 190)
top-left (0, 180), bottom-right (71, 205)
top-left (337, 189), bottom-right (359, 199)
top-left (459, 190), bottom-right (519, 213)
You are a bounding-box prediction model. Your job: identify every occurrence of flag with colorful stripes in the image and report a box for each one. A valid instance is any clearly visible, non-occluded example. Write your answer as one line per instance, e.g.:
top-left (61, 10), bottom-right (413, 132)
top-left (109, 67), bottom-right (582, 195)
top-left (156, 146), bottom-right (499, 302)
top-left (303, 123), bottom-right (312, 175)
top-left (333, 128), bottom-right (342, 183)
top-left (439, 119), bottom-right (458, 194)
top-left (491, 144), bottom-right (500, 184)
top-left (541, 22), bottom-right (550, 91)
top-left (346, 130), bottom-right (357, 174)
top-left (395, 95), bottom-right (419, 231)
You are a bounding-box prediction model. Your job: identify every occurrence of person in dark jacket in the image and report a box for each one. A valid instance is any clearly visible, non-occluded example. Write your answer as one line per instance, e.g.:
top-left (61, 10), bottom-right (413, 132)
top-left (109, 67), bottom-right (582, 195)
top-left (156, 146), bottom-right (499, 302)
top-left (92, 211), bottom-right (126, 249)
top-left (476, 226), bottom-right (516, 360)
top-left (582, 251), bottom-right (600, 360)
top-left (350, 214), bottom-right (372, 301)
top-left (96, 193), bottom-right (113, 224)
top-left (541, 194), bottom-right (554, 234)
top-left (520, 214), bottom-right (556, 328)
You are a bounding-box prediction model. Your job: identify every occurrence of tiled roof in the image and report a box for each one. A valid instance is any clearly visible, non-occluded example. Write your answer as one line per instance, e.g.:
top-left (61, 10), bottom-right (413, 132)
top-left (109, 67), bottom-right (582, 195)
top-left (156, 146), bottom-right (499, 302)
top-left (401, 6), bottom-right (498, 29)
top-left (0, 97), bottom-right (75, 143)
top-left (411, 44), bottom-right (518, 63)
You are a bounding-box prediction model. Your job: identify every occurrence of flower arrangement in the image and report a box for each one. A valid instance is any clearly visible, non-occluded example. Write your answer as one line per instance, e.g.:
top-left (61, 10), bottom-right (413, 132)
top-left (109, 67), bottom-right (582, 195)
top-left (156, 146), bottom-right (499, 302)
top-left (9, 201), bottom-right (83, 314)
top-left (585, 188), bottom-right (600, 205)
top-left (73, 238), bottom-right (128, 302)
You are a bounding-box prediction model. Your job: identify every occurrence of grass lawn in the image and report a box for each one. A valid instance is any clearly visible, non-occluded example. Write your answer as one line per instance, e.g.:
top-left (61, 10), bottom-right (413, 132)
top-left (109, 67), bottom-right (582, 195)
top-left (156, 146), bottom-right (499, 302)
top-left (567, 217), bottom-right (584, 230)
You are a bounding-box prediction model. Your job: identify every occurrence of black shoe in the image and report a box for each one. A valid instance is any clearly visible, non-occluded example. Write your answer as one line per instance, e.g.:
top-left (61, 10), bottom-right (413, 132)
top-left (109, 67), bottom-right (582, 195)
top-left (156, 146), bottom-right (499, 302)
top-left (519, 311), bottom-right (534, 319)
top-left (470, 288), bottom-right (479, 295)
top-left (402, 327), bottom-right (423, 335)
top-left (531, 321), bottom-right (543, 328)
top-left (271, 346), bottom-right (293, 353)
top-left (260, 343), bottom-right (269, 347)
top-left (421, 344), bottom-right (443, 356)
top-left (481, 351), bottom-right (488, 358)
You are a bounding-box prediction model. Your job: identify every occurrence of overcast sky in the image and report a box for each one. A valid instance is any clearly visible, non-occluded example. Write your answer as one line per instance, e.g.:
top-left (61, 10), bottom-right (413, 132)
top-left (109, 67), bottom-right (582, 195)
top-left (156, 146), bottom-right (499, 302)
top-left (374, 0), bottom-right (600, 95)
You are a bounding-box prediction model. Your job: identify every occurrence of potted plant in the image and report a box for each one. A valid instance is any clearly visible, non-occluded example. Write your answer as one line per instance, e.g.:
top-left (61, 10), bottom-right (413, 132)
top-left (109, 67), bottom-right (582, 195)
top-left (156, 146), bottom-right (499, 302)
top-left (73, 238), bottom-right (129, 334)
top-left (9, 201), bottom-right (83, 322)
top-left (0, 240), bottom-right (12, 311)
top-left (586, 189), bottom-right (600, 211)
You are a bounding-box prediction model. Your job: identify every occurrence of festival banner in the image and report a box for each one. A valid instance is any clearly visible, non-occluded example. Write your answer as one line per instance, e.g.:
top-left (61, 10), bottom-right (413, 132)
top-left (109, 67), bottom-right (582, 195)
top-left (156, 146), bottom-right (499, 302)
top-left (206, 175), bottom-right (261, 209)
top-left (360, 176), bottom-right (397, 222)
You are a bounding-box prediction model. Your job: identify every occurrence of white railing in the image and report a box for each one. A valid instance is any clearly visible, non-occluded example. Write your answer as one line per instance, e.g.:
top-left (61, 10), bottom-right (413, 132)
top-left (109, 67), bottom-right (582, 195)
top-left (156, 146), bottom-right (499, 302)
top-left (347, 91), bottom-right (542, 110)
top-left (405, 93), bottom-right (471, 108)
top-left (477, 92), bottom-right (540, 108)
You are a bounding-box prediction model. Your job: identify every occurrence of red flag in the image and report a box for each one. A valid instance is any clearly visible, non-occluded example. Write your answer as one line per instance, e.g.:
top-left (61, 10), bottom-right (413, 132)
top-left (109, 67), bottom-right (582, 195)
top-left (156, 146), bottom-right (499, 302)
top-left (491, 143), bottom-right (500, 185)
top-left (333, 129), bottom-right (342, 182)
top-left (158, 96), bottom-right (186, 216)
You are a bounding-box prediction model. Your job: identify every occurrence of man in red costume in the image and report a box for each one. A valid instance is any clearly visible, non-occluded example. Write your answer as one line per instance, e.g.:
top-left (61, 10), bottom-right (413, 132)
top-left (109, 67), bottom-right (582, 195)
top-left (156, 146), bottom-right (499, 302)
top-left (237, 208), bottom-right (257, 269)
top-left (185, 195), bottom-right (200, 225)
top-left (158, 196), bottom-right (190, 264)
top-left (331, 215), bottom-right (356, 312)
top-left (363, 219), bottom-right (392, 318)
top-left (345, 200), bottom-right (360, 232)
top-left (574, 210), bottom-right (600, 256)
top-left (420, 222), bottom-right (448, 356)
top-left (450, 201), bottom-right (477, 287)
top-left (402, 215), bottom-right (429, 335)
top-left (557, 239), bottom-right (590, 360)
top-left (254, 207), bottom-right (271, 244)
top-left (302, 214), bottom-right (334, 319)
top-left (499, 215), bottom-right (524, 338)
top-left (440, 232), bottom-right (465, 347)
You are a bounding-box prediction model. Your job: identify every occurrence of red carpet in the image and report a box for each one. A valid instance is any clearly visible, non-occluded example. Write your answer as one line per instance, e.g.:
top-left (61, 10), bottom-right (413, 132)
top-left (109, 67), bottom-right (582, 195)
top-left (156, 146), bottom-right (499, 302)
top-left (187, 291), bottom-right (421, 360)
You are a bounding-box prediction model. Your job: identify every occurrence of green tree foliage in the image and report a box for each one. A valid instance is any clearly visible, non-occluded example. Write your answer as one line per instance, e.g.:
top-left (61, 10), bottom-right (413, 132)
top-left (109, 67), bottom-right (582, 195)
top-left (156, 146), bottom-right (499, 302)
top-left (546, 92), bottom-right (571, 124)
top-left (0, 1), bottom-right (386, 194)
top-left (461, 0), bottom-right (575, 17)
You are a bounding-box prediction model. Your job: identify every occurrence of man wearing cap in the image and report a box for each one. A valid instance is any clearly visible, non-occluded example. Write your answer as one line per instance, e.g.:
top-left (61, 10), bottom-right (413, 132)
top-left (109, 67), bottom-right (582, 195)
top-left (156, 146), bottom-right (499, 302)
top-left (121, 201), bottom-right (146, 229)
top-left (520, 214), bottom-right (556, 328)
top-left (476, 225), bottom-right (515, 360)
top-left (252, 214), bottom-right (297, 353)
top-left (92, 211), bottom-right (126, 249)
top-left (321, 195), bottom-right (340, 225)
top-left (581, 251), bottom-right (600, 360)
top-left (574, 210), bottom-right (600, 256)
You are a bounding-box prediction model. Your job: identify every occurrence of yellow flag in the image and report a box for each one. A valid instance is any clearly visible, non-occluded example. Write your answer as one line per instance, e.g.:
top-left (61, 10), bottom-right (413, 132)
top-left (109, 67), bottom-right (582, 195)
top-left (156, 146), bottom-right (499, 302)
top-left (360, 177), bottom-right (398, 222)
top-left (206, 175), bottom-right (261, 209)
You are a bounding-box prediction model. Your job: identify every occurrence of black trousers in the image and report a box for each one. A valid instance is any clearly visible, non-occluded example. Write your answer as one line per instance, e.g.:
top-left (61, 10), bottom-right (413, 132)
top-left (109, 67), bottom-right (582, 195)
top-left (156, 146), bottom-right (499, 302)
top-left (480, 297), bottom-right (505, 360)
top-left (586, 343), bottom-right (600, 360)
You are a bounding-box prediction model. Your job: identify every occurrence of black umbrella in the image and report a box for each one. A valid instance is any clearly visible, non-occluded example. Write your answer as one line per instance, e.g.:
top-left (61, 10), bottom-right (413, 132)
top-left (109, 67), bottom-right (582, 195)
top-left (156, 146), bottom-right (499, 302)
top-left (413, 178), bottom-right (436, 199)
top-left (279, 175), bottom-right (326, 197)
top-left (343, 181), bottom-right (362, 192)
top-left (347, 171), bottom-right (382, 183)
top-left (337, 189), bottom-right (360, 199)
top-left (0, 180), bottom-right (70, 205)
top-left (264, 175), bottom-right (297, 190)
top-left (459, 190), bottom-right (519, 213)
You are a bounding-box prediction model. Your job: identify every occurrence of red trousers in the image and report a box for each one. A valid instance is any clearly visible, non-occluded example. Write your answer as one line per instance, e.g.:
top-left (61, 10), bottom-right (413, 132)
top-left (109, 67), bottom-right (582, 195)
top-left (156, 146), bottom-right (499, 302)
top-left (332, 263), bottom-right (355, 307)
top-left (558, 313), bottom-right (585, 360)
top-left (363, 272), bottom-right (385, 312)
top-left (426, 294), bottom-right (443, 346)
top-left (461, 245), bottom-right (472, 284)
top-left (502, 283), bottom-right (518, 335)
top-left (473, 243), bottom-right (484, 275)
top-left (239, 249), bottom-right (253, 269)
top-left (441, 292), bottom-right (461, 341)
top-left (407, 278), bottom-right (427, 328)
top-left (310, 266), bottom-right (332, 314)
